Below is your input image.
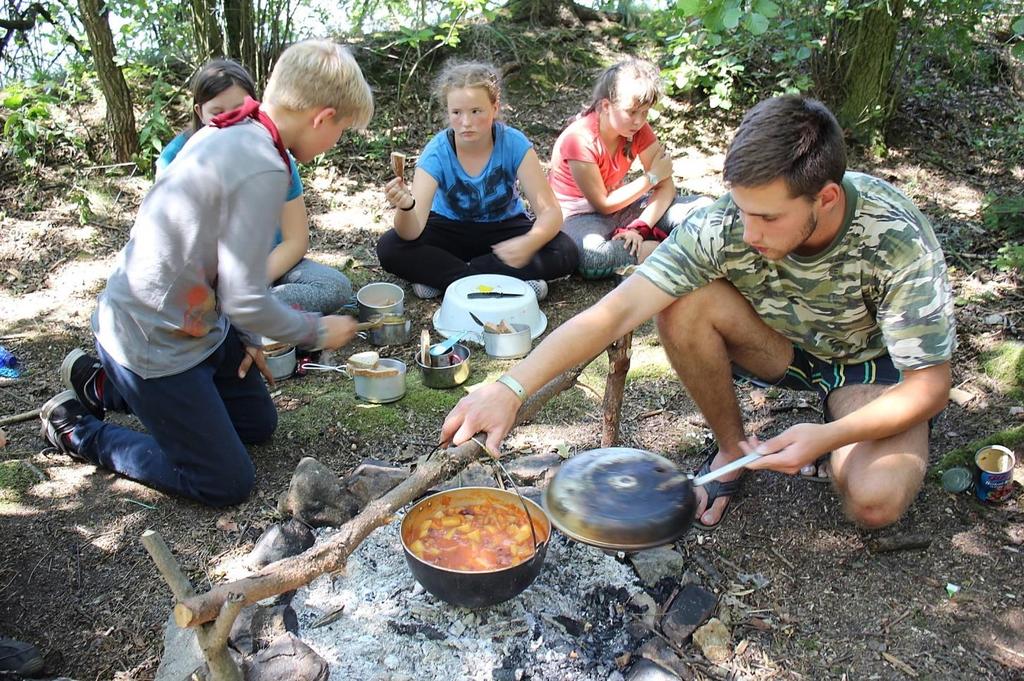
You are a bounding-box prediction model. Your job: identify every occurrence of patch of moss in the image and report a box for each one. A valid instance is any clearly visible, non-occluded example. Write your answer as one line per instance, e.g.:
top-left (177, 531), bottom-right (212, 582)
top-left (276, 369), bottom-right (474, 439)
top-left (0, 460), bottom-right (37, 506)
top-left (981, 340), bottom-right (1024, 400)
top-left (930, 424), bottom-right (1024, 480)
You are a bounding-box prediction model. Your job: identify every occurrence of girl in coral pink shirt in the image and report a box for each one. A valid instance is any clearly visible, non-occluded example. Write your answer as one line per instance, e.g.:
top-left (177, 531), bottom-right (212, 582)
top-left (549, 59), bottom-right (709, 279)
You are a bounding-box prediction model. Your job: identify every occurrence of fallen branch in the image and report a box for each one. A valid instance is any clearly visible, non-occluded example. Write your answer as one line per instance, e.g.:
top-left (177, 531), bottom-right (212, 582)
top-left (174, 365), bottom-right (586, 628)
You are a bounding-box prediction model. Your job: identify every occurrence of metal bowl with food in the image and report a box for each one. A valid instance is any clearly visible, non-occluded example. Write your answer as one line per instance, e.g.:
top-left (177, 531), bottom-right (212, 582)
top-left (416, 343), bottom-right (471, 389)
top-left (400, 486), bottom-right (551, 608)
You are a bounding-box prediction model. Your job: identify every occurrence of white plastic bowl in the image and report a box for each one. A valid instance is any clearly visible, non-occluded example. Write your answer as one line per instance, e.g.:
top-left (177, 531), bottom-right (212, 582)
top-left (432, 274), bottom-right (547, 341)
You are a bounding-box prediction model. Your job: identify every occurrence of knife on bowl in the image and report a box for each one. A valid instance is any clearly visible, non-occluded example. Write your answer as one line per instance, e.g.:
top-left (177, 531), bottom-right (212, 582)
top-left (467, 292), bottom-right (525, 299)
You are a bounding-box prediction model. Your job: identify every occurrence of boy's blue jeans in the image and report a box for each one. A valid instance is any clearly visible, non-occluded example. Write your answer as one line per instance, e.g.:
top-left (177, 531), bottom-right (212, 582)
top-left (70, 326), bottom-right (277, 507)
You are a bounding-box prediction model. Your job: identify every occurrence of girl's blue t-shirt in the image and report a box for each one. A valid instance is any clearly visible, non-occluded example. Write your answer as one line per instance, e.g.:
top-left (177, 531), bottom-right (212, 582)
top-left (418, 123), bottom-right (532, 223)
top-left (156, 132), bottom-right (303, 246)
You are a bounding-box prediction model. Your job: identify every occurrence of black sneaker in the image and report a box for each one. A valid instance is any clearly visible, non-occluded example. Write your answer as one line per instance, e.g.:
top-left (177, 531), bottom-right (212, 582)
top-left (0, 637), bottom-right (44, 677)
top-left (59, 348), bottom-right (105, 419)
top-left (39, 390), bottom-right (89, 459)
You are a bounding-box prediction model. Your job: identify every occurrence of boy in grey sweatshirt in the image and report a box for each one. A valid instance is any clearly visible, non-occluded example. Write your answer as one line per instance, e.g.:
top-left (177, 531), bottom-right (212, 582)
top-left (40, 41), bottom-right (374, 506)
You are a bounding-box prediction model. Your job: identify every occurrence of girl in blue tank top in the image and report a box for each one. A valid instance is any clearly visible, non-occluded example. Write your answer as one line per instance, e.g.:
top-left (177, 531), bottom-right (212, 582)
top-left (376, 61), bottom-right (577, 300)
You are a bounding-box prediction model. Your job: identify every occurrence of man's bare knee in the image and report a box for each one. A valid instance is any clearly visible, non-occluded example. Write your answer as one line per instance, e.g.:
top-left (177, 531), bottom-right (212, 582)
top-left (842, 469), bottom-right (922, 529)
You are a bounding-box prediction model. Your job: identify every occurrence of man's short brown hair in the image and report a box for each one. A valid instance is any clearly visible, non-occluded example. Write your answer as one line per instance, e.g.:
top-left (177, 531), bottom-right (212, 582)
top-left (723, 95), bottom-right (846, 199)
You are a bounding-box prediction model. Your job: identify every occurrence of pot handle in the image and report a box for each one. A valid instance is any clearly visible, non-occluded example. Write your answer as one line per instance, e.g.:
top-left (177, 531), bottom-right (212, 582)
top-left (300, 362), bottom-right (351, 378)
top-left (470, 436), bottom-right (541, 551)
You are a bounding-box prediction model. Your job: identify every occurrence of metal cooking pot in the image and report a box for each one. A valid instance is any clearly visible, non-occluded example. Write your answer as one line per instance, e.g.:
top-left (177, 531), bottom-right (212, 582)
top-left (301, 358), bottom-right (407, 403)
top-left (483, 323), bottom-right (532, 359)
top-left (362, 316), bottom-right (412, 346)
top-left (355, 282), bottom-right (404, 322)
top-left (400, 486), bottom-right (551, 608)
top-left (350, 358), bottom-right (406, 403)
top-left (543, 447), bottom-right (760, 551)
top-left (416, 343), bottom-right (471, 389)
top-left (264, 346), bottom-right (296, 381)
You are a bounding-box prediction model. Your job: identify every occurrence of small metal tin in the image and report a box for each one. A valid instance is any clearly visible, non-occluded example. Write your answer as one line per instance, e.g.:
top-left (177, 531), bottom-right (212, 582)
top-left (483, 323), bottom-right (533, 359)
top-left (941, 467), bottom-right (972, 494)
top-left (975, 445), bottom-right (1016, 503)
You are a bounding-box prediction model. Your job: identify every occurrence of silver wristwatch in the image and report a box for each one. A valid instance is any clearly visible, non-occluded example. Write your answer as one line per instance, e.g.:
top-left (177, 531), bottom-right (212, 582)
top-left (646, 170), bottom-right (660, 185)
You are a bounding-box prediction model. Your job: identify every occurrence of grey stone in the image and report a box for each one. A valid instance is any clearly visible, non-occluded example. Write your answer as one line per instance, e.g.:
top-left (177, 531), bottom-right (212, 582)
top-left (243, 632), bottom-right (328, 681)
top-left (229, 604), bottom-right (298, 655)
top-left (637, 637), bottom-right (692, 679)
top-left (343, 458), bottom-right (410, 506)
top-left (505, 452), bottom-right (561, 485)
top-left (277, 457), bottom-right (359, 527)
top-left (627, 546), bottom-right (686, 587)
top-left (629, 591), bottom-right (659, 630)
top-left (626, 659), bottom-right (681, 680)
top-left (438, 462), bottom-right (499, 490)
top-left (154, 613), bottom-right (204, 681)
top-left (661, 584), bottom-right (717, 647)
top-left (246, 519), bottom-right (315, 570)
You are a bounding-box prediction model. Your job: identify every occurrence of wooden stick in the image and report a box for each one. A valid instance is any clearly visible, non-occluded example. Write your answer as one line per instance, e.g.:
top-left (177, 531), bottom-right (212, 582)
top-left (866, 533), bottom-right (933, 554)
top-left (174, 365), bottom-right (586, 628)
top-left (601, 333), bottom-right (632, 447)
top-left (141, 530), bottom-right (243, 681)
top-left (0, 409), bottom-right (40, 427)
top-left (141, 530), bottom-right (195, 600)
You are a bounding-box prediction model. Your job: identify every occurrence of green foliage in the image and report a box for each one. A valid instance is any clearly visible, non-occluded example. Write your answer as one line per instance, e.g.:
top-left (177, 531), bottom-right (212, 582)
top-left (982, 194), bottom-right (1024, 271)
top-left (0, 460), bottom-right (37, 507)
top-left (654, 0), bottom-right (814, 110)
top-left (981, 341), bottom-right (1024, 400)
top-left (0, 81), bottom-right (85, 170)
top-left (123, 64), bottom-right (181, 174)
top-left (1013, 14), bottom-right (1024, 59)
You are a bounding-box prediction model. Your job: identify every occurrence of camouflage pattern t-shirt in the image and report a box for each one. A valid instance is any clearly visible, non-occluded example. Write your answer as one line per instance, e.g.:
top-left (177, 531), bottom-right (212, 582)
top-left (636, 172), bottom-right (956, 370)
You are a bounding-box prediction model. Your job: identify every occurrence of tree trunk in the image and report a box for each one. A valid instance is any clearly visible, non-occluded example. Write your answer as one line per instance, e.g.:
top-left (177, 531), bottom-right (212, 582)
top-left (189, 0), bottom-right (223, 62)
top-left (505, 0), bottom-right (601, 26)
top-left (819, 0), bottom-right (906, 143)
top-left (77, 0), bottom-right (138, 161)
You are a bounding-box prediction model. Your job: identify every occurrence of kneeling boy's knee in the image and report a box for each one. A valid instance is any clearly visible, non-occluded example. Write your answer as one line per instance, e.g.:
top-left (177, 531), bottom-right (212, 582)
top-left (203, 460), bottom-right (256, 507)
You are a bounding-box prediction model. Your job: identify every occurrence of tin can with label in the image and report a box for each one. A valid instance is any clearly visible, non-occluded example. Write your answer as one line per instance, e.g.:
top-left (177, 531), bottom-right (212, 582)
top-left (974, 445), bottom-right (1016, 503)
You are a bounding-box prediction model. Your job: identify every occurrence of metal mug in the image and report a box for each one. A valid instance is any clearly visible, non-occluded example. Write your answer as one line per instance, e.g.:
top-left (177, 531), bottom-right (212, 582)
top-left (356, 282), bottom-right (404, 323)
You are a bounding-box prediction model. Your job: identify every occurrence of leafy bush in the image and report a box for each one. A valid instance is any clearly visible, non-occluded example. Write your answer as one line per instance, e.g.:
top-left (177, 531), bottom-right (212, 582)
top-left (123, 64), bottom-right (182, 174)
top-left (0, 81), bottom-right (85, 169)
top-left (652, 0), bottom-right (815, 110)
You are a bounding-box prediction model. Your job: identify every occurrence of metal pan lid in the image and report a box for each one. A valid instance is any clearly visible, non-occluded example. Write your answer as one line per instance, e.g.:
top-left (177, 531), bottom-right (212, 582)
top-left (542, 447), bottom-right (697, 551)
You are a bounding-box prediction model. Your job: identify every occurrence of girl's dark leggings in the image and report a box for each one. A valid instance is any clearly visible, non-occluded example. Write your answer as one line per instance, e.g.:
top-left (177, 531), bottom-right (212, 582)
top-left (376, 212), bottom-right (579, 291)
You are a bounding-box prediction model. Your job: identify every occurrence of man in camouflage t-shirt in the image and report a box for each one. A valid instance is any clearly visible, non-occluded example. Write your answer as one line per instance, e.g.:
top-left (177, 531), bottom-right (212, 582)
top-left (440, 95), bottom-right (955, 532)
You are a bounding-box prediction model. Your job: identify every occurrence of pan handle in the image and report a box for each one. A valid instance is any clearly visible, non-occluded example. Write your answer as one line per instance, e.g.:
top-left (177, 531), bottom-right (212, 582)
top-left (691, 450), bottom-right (763, 487)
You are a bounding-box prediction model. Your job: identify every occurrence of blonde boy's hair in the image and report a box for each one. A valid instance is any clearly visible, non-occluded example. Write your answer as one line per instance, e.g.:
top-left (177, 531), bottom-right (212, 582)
top-left (264, 40), bottom-right (374, 129)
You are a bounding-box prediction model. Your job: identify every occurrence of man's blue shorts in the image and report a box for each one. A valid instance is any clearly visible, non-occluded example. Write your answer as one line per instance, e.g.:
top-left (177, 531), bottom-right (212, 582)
top-left (734, 347), bottom-right (903, 420)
